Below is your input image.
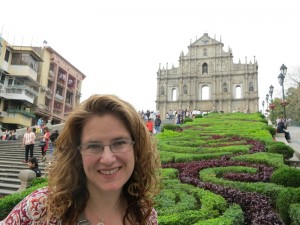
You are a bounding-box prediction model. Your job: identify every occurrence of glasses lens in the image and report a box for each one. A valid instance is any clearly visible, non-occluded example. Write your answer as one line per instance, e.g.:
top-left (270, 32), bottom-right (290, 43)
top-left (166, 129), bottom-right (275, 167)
top-left (80, 143), bottom-right (103, 155)
top-left (111, 140), bottom-right (134, 153)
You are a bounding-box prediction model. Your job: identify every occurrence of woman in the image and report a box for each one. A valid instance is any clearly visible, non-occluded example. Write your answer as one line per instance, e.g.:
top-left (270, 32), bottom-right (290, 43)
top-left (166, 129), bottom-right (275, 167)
top-left (277, 119), bottom-right (292, 143)
top-left (27, 156), bottom-right (42, 178)
top-left (40, 126), bottom-right (50, 157)
top-left (1, 94), bottom-right (161, 225)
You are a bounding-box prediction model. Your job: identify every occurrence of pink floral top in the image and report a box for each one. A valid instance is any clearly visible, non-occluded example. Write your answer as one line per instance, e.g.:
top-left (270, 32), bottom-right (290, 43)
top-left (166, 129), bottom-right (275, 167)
top-left (0, 187), bottom-right (158, 225)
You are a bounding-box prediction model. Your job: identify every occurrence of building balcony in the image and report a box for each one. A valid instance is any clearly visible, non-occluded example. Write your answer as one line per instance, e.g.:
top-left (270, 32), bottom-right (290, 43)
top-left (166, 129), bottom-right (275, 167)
top-left (55, 94), bottom-right (63, 101)
top-left (7, 65), bottom-right (37, 81)
top-left (1, 110), bottom-right (34, 128)
top-left (0, 85), bottom-right (37, 104)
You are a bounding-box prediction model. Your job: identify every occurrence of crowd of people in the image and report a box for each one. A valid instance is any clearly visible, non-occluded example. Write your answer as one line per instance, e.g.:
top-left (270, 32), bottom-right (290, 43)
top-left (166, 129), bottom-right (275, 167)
top-left (0, 129), bottom-right (18, 141)
top-left (22, 126), bottom-right (59, 163)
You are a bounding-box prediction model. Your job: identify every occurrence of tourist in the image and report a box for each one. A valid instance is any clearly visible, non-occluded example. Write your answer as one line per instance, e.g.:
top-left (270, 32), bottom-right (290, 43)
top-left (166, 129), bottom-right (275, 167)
top-left (146, 117), bottom-right (154, 134)
top-left (277, 118), bottom-right (292, 143)
top-left (40, 126), bottom-right (50, 161)
top-left (154, 115), bottom-right (162, 134)
top-left (22, 127), bottom-right (36, 163)
top-left (49, 130), bottom-right (59, 155)
top-left (27, 157), bottom-right (42, 178)
top-left (1, 94), bottom-right (161, 224)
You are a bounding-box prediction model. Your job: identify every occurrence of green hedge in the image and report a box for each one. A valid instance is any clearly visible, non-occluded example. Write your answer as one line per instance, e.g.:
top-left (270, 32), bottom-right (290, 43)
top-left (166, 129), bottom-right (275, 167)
top-left (0, 177), bottom-right (48, 220)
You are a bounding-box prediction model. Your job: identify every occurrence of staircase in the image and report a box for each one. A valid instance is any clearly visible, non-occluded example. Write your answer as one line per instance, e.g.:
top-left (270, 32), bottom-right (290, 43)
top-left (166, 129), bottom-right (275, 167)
top-left (0, 139), bottom-right (46, 196)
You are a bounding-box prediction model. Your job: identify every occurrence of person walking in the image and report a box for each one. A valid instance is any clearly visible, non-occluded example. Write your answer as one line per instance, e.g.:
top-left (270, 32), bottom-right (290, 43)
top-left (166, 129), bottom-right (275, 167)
top-left (22, 127), bottom-right (36, 163)
top-left (1, 94), bottom-right (161, 225)
top-left (40, 127), bottom-right (51, 161)
top-left (49, 130), bottom-right (59, 155)
top-left (154, 115), bottom-right (161, 134)
top-left (146, 117), bottom-right (154, 134)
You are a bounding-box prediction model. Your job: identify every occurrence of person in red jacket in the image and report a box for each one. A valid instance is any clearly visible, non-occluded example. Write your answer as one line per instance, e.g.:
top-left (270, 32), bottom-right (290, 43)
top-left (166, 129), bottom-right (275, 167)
top-left (146, 118), bottom-right (154, 134)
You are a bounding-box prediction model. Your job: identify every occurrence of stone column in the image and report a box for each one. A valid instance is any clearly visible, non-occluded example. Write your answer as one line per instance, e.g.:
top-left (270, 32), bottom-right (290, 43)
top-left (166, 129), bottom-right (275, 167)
top-left (18, 169), bottom-right (36, 192)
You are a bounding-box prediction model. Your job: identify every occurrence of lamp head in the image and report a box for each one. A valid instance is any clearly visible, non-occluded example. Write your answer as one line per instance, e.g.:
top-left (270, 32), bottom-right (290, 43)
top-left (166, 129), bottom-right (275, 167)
top-left (280, 64), bottom-right (287, 76)
top-left (278, 73), bottom-right (284, 86)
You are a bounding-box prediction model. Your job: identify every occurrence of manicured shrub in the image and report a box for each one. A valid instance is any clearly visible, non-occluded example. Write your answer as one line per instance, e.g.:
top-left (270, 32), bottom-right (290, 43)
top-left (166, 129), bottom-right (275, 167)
top-left (271, 167), bottom-right (300, 187)
top-left (183, 117), bottom-right (193, 123)
top-left (0, 180), bottom-right (48, 220)
top-left (276, 187), bottom-right (300, 225)
top-left (161, 124), bottom-right (181, 132)
top-left (265, 125), bottom-right (276, 136)
top-left (290, 203), bottom-right (300, 225)
top-left (195, 114), bottom-right (203, 118)
top-left (267, 143), bottom-right (294, 160)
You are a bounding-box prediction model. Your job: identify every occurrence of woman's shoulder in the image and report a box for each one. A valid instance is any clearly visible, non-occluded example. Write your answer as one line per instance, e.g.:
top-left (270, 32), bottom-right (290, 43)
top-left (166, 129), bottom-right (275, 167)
top-left (147, 208), bottom-right (158, 225)
top-left (0, 187), bottom-right (49, 224)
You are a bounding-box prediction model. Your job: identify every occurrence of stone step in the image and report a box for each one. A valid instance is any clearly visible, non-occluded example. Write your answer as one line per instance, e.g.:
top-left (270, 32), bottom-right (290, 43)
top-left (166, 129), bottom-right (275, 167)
top-left (0, 181), bottom-right (20, 190)
top-left (0, 177), bottom-right (20, 185)
top-left (0, 188), bottom-right (16, 195)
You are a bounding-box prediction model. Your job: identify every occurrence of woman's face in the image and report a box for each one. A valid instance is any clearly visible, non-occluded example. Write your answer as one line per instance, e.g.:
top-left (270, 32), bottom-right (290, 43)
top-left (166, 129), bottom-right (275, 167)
top-left (27, 161), bottom-right (35, 169)
top-left (80, 114), bottom-right (135, 194)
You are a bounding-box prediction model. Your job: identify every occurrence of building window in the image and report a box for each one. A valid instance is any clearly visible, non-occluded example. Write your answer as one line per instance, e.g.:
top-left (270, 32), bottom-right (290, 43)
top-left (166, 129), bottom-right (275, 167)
top-left (235, 85), bottom-right (242, 99)
top-left (4, 50), bottom-right (10, 62)
top-left (0, 73), bottom-right (5, 84)
top-left (183, 85), bottom-right (188, 94)
top-left (202, 63), bottom-right (208, 74)
top-left (201, 85), bottom-right (209, 100)
top-left (223, 83), bottom-right (228, 93)
top-left (11, 53), bottom-right (38, 72)
top-left (8, 78), bottom-right (13, 86)
top-left (249, 82), bottom-right (254, 92)
top-left (203, 48), bottom-right (207, 56)
top-left (160, 86), bottom-right (164, 95)
top-left (172, 88), bottom-right (177, 101)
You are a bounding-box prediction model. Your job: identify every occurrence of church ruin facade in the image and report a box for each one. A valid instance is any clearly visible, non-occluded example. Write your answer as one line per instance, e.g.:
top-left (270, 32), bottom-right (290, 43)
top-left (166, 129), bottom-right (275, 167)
top-left (156, 33), bottom-right (259, 119)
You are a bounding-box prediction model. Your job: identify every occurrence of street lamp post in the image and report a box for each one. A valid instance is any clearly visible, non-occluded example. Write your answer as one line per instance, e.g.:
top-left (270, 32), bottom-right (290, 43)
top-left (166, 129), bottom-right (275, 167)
top-left (265, 94), bottom-right (269, 117)
top-left (269, 85), bottom-right (274, 124)
top-left (278, 64), bottom-right (287, 122)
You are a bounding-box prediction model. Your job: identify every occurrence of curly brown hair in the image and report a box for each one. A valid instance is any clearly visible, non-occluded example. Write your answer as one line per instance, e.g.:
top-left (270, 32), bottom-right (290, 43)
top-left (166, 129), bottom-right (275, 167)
top-left (46, 94), bottom-right (161, 224)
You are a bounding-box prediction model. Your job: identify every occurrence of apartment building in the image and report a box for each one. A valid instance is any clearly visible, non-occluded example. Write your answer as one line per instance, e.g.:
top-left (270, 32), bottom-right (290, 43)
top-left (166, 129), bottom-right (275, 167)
top-left (33, 46), bottom-right (86, 125)
top-left (0, 35), bottom-right (86, 129)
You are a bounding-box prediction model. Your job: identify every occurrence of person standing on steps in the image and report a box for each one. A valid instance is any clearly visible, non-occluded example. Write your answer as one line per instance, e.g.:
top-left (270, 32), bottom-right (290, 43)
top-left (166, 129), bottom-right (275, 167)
top-left (1, 94), bottom-right (161, 225)
top-left (49, 130), bottom-right (59, 155)
top-left (22, 127), bottom-right (36, 163)
top-left (40, 127), bottom-right (50, 162)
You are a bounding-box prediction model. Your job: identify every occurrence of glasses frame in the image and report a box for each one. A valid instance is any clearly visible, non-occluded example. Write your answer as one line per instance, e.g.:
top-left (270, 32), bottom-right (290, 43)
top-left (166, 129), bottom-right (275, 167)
top-left (78, 140), bottom-right (135, 156)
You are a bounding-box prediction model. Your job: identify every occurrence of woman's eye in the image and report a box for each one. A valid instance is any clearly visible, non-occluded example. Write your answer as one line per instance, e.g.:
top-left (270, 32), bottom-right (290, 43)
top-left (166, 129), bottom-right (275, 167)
top-left (87, 144), bottom-right (102, 149)
top-left (112, 141), bottom-right (126, 147)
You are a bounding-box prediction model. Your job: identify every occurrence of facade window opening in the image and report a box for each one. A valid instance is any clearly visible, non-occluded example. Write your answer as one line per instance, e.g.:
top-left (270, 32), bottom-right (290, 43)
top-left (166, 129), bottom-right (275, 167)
top-left (172, 88), bottom-right (177, 101)
top-left (203, 48), bottom-right (207, 56)
top-left (201, 85), bottom-right (209, 100)
top-left (0, 73), bottom-right (6, 84)
top-left (249, 82), bottom-right (254, 92)
top-left (202, 63), bottom-right (208, 74)
top-left (183, 85), bottom-right (187, 94)
top-left (235, 85), bottom-right (242, 99)
top-left (160, 86), bottom-right (164, 95)
top-left (223, 83), bottom-right (228, 93)
top-left (8, 78), bottom-right (13, 86)
top-left (4, 50), bottom-right (10, 62)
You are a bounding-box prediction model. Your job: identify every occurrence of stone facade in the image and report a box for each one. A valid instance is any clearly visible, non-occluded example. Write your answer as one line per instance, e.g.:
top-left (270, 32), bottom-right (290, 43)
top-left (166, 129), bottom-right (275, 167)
top-left (156, 33), bottom-right (259, 119)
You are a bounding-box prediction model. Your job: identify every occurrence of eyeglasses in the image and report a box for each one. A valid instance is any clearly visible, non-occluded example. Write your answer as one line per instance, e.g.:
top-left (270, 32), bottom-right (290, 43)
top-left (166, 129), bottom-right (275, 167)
top-left (78, 139), bottom-right (135, 156)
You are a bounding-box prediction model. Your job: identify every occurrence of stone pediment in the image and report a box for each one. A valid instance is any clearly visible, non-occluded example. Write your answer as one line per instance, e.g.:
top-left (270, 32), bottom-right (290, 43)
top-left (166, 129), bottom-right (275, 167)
top-left (191, 33), bottom-right (221, 46)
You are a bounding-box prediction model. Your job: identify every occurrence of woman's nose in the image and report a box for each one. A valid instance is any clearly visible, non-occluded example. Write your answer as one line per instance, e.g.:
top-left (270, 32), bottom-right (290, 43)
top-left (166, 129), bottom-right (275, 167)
top-left (99, 146), bottom-right (116, 163)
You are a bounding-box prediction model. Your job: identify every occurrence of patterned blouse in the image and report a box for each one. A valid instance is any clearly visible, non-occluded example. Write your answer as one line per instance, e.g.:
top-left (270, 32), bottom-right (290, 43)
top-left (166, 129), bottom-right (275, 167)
top-left (0, 187), bottom-right (158, 225)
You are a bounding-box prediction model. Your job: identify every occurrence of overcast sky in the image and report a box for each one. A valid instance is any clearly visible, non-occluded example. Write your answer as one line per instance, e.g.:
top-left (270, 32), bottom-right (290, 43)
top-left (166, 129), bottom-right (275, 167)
top-left (1, 0), bottom-right (300, 111)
